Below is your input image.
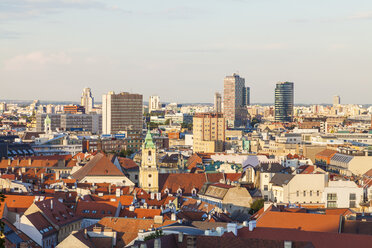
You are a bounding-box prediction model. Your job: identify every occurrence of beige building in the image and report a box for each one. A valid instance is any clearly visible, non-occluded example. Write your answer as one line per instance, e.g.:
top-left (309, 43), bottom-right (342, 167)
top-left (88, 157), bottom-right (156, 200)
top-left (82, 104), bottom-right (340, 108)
top-left (193, 113), bottom-right (226, 153)
top-left (102, 91), bottom-right (143, 134)
top-left (223, 73), bottom-right (248, 127)
top-left (139, 131), bottom-right (159, 192)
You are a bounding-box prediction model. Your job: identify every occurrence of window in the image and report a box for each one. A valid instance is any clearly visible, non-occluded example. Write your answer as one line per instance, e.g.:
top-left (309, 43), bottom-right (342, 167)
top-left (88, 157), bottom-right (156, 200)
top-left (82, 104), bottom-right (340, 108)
top-left (327, 193), bottom-right (337, 201)
top-left (148, 174), bottom-right (152, 178)
top-left (92, 210), bottom-right (97, 214)
top-left (317, 191), bottom-right (320, 197)
top-left (135, 175), bottom-right (138, 180)
top-left (264, 185), bottom-right (268, 191)
top-left (350, 193), bottom-right (356, 208)
top-left (310, 191), bottom-right (312, 197)
top-left (296, 191), bottom-right (299, 197)
top-left (327, 201), bottom-right (337, 208)
top-left (303, 191), bottom-right (306, 197)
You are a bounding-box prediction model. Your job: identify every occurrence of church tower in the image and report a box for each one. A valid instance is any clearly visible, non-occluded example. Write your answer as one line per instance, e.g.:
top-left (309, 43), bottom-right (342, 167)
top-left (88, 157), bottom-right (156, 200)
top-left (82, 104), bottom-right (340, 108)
top-left (44, 115), bottom-right (51, 134)
top-left (139, 130), bottom-right (159, 192)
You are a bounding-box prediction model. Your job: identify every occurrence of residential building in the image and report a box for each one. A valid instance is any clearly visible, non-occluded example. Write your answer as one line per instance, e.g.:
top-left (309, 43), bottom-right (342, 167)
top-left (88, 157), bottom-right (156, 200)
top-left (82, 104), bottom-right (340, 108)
top-left (274, 82), bottom-right (294, 122)
top-left (193, 113), bottom-right (226, 153)
top-left (63, 105), bottom-right (85, 114)
top-left (102, 91), bottom-right (143, 134)
top-left (223, 73), bottom-right (248, 127)
top-left (149, 95), bottom-right (161, 113)
top-left (214, 92), bottom-right (222, 113)
top-left (81, 87), bottom-right (94, 113)
top-left (323, 180), bottom-right (363, 208)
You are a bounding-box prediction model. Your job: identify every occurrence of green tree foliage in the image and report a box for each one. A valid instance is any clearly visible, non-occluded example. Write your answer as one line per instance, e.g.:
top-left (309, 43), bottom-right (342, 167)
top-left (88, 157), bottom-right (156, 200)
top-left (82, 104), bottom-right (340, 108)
top-left (119, 149), bottom-right (134, 158)
top-left (144, 229), bottom-right (164, 241)
top-left (249, 199), bottom-right (264, 215)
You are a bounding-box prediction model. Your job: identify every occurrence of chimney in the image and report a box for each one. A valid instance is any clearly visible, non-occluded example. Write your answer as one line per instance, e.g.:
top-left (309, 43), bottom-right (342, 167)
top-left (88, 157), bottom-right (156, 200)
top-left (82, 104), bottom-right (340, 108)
top-left (264, 202), bottom-right (272, 212)
top-left (151, 193), bottom-right (155, 200)
top-left (51, 200), bottom-right (53, 210)
top-left (112, 231), bottom-right (117, 246)
top-left (178, 232), bottom-right (183, 243)
top-left (28, 158), bottom-right (32, 166)
top-left (227, 223), bottom-right (237, 236)
top-left (154, 238), bottom-right (161, 248)
top-left (84, 229), bottom-right (88, 239)
top-left (248, 220), bottom-right (256, 231)
top-left (171, 213), bottom-right (176, 221)
top-left (156, 192), bottom-right (161, 201)
top-left (55, 171), bottom-right (60, 180)
top-left (284, 241), bottom-right (292, 248)
top-left (116, 188), bottom-right (121, 198)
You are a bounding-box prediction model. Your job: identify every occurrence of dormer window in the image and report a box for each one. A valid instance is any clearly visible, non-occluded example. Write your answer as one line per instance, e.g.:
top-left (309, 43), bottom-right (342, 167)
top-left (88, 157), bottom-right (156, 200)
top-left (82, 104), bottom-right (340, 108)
top-left (191, 188), bottom-right (197, 196)
top-left (164, 188), bottom-right (169, 194)
top-left (177, 188), bottom-right (182, 196)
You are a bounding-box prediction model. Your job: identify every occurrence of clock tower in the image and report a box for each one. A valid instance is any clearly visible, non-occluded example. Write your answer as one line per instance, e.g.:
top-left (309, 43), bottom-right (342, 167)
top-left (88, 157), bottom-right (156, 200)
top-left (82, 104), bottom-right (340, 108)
top-left (139, 130), bottom-right (159, 192)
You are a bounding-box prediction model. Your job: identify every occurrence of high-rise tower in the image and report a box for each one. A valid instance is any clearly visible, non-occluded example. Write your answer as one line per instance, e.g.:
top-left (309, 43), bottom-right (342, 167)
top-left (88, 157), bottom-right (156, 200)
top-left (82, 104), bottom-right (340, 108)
top-left (223, 73), bottom-right (249, 127)
top-left (214, 92), bottom-right (222, 113)
top-left (274, 82), bottom-right (294, 122)
top-left (81, 88), bottom-right (94, 113)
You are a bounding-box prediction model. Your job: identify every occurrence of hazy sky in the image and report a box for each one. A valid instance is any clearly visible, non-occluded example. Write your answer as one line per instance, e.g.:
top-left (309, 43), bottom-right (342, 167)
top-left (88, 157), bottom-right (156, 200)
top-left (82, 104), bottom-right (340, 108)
top-left (1, 0), bottom-right (371, 104)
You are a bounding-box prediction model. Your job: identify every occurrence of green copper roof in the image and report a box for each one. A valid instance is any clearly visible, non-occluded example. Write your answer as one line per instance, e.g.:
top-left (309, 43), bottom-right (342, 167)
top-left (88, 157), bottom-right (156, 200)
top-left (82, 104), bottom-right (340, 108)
top-left (143, 130), bottom-right (156, 149)
top-left (44, 115), bottom-right (51, 125)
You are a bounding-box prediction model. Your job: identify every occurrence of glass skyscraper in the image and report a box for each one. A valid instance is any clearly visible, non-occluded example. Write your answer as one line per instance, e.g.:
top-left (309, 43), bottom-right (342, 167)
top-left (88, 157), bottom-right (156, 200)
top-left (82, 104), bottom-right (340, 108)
top-left (275, 82), bottom-right (294, 122)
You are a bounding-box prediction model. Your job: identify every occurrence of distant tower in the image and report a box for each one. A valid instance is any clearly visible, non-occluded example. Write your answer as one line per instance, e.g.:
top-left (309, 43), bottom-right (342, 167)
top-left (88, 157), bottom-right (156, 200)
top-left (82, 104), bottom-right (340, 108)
top-left (81, 88), bottom-right (94, 113)
top-left (275, 82), bottom-right (294, 122)
top-left (214, 92), bottom-right (222, 113)
top-left (333, 95), bottom-right (341, 107)
top-left (44, 115), bottom-right (51, 134)
top-left (139, 130), bottom-right (159, 193)
top-left (149, 95), bottom-right (161, 113)
top-left (223, 73), bottom-right (249, 127)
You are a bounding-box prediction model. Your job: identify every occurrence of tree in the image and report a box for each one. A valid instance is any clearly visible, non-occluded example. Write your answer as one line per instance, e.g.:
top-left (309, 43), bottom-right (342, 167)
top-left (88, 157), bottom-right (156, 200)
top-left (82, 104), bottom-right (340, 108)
top-left (119, 149), bottom-right (134, 158)
top-left (144, 229), bottom-right (163, 241)
top-left (249, 199), bottom-right (264, 215)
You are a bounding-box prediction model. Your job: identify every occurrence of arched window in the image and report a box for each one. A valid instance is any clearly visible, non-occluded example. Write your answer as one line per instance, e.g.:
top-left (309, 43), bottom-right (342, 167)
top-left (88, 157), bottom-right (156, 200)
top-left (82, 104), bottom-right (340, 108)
top-left (148, 150), bottom-right (152, 156)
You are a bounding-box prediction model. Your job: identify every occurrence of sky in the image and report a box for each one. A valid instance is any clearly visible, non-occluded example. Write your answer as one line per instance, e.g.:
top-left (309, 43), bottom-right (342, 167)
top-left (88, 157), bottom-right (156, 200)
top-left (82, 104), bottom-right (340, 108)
top-left (0, 0), bottom-right (371, 104)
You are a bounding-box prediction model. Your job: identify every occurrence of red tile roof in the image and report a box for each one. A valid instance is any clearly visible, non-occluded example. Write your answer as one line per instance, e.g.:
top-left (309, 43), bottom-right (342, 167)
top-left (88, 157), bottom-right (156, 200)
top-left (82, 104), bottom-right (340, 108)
top-left (76, 200), bottom-right (119, 219)
top-left (256, 211), bottom-right (341, 233)
top-left (118, 157), bottom-right (139, 170)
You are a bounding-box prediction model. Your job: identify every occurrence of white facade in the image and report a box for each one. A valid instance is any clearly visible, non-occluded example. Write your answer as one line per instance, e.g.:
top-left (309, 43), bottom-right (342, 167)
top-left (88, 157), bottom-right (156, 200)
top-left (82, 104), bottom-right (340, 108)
top-left (149, 95), bottom-right (161, 112)
top-left (323, 180), bottom-right (363, 208)
top-left (102, 92), bottom-right (112, 134)
top-left (81, 88), bottom-right (94, 113)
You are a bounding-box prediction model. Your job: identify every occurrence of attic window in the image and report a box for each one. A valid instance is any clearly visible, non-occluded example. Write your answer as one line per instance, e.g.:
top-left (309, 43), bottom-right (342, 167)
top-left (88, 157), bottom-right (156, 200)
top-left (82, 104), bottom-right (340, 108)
top-left (92, 210), bottom-right (97, 214)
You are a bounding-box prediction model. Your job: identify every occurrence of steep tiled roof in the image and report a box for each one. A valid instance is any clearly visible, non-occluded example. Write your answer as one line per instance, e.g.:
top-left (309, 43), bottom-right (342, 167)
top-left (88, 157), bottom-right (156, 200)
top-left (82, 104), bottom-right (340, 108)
top-left (4, 194), bottom-right (38, 213)
top-left (118, 157), bottom-right (139, 170)
top-left (2, 219), bottom-right (41, 248)
top-left (71, 153), bottom-right (124, 181)
top-left (26, 212), bottom-right (57, 237)
top-left (256, 211), bottom-right (341, 233)
top-left (159, 173), bottom-right (207, 195)
top-left (34, 198), bottom-right (81, 227)
top-left (269, 174), bottom-right (295, 186)
top-left (98, 217), bottom-right (177, 246)
top-left (76, 200), bottom-right (119, 219)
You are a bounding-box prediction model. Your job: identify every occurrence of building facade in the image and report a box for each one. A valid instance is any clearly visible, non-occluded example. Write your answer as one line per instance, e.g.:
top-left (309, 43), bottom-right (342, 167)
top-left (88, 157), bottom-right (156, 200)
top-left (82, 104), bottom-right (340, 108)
top-left (193, 113), bottom-right (226, 153)
top-left (139, 131), bottom-right (159, 192)
top-left (274, 82), bottom-right (294, 122)
top-left (223, 73), bottom-right (249, 127)
top-left (149, 95), bottom-right (161, 113)
top-left (81, 87), bottom-right (94, 113)
top-left (214, 92), bottom-right (222, 113)
top-left (102, 92), bottom-right (143, 134)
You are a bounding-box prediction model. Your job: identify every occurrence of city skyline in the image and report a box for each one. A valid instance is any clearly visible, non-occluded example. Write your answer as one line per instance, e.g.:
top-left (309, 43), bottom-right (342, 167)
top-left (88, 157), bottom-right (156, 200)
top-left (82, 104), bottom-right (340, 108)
top-left (1, 0), bottom-right (371, 104)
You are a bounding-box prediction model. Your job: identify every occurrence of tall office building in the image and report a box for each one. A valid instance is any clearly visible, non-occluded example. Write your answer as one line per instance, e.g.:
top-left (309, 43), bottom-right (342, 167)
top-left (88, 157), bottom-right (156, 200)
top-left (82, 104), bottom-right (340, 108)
top-left (193, 113), bottom-right (226, 153)
top-left (333, 95), bottom-right (341, 107)
top-left (214, 92), bottom-right (222, 113)
top-left (149, 95), bottom-right (161, 113)
top-left (274, 82), bottom-right (294, 122)
top-left (102, 92), bottom-right (143, 134)
top-left (223, 73), bottom-right (249, 127)
top-left (243, 87), bottom-right (250, 106)
top-left (81, 88), bottom-right (94, 113)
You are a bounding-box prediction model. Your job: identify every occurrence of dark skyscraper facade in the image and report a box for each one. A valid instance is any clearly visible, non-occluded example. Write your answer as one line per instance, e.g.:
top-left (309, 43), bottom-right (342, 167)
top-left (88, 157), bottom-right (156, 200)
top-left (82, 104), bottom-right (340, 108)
top-left (275, 82), bottom-right (294, 122)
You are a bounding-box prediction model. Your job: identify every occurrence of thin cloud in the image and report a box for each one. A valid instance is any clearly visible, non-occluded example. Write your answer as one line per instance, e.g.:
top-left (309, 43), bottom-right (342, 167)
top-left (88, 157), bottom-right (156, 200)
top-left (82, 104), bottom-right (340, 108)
top-left (348, 11), bottom-right (372, 20)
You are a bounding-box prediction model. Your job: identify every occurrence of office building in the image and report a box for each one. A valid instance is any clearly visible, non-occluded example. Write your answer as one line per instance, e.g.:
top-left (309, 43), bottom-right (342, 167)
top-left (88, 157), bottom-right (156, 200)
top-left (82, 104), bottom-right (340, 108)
top-left (149, 95), bottom-right (161, 113)
top-left (36, 113), bottom-right (102, 134)
top-left (275, 82), bottom-right (294, 122)
top-left (81, 88), bottom-right (94, 113)
top-left (193, 113), bottom-right (226, 153)
top-left (63, 105), bottom-right (85, 114)
top-left (102, 92), bottom-right (143, 134)
top-left (223, 73), bottom-right (249, 127)
top-left (333, 95), bottom-right (341, 107)
top-left (243, 87), bottom-right (250, 106)
top-left (214, 92), bottom-right (222, 113)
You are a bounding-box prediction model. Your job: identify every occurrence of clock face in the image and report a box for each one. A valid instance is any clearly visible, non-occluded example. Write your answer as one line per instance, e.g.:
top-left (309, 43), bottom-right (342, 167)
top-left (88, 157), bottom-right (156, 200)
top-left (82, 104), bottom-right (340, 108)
top-left (148, 156), bottom-right (152, 162)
